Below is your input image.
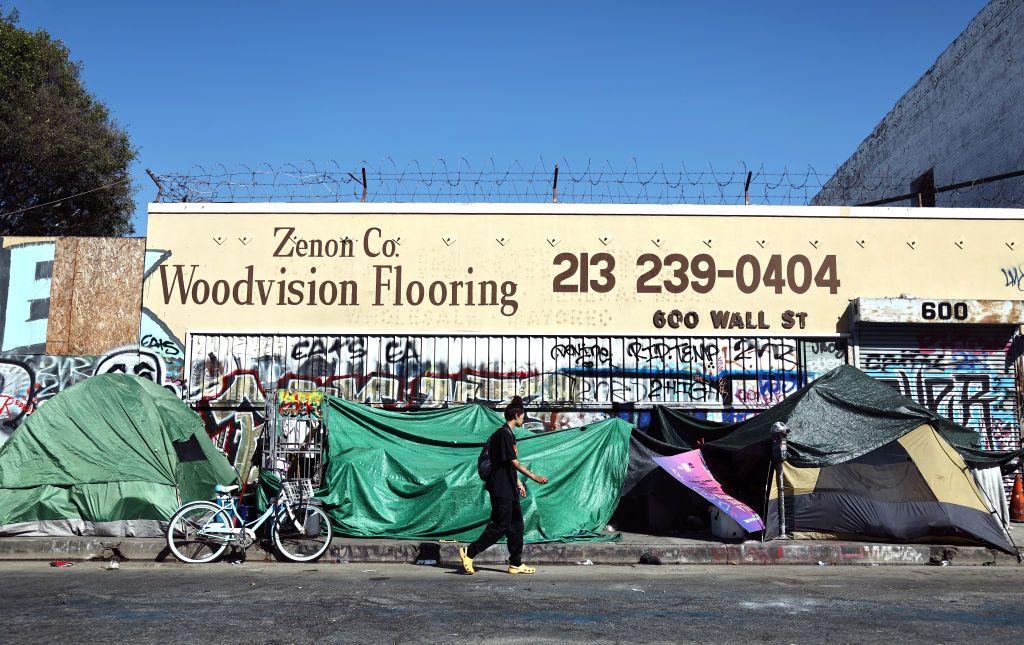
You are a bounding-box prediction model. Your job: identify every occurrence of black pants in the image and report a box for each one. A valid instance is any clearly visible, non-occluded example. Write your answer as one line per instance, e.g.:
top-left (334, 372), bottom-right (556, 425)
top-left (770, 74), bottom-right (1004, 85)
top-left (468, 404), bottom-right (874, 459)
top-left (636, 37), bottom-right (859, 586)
top-left (467, 493), bottom-right (524, 566)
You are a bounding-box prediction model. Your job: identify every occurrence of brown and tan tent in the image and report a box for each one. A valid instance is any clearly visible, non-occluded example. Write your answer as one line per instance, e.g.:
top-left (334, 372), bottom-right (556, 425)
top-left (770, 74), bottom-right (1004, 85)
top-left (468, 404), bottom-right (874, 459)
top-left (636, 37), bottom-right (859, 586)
top-left (766, 423), bottom-right (1014, 552)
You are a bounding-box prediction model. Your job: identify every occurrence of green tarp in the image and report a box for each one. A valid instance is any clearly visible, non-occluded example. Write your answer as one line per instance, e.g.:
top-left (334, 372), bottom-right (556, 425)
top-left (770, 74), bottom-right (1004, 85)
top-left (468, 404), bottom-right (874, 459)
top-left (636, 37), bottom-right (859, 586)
top-left (647, 365), bottom-right (1024, 469)
top-left (0, 374), bottom-right (237, 537)
top-left (312, 398), bottom-right (632, 542)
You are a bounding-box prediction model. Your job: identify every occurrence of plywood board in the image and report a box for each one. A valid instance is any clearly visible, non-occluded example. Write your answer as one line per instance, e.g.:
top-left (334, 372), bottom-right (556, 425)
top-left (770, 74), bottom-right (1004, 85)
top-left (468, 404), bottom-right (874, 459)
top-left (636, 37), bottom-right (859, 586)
top-left (46, 237), bottom-right (145, 355)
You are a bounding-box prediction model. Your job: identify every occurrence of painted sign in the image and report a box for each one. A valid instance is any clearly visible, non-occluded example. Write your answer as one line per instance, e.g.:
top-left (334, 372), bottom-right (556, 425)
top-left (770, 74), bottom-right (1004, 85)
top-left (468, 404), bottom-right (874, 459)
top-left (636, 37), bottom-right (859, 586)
top-left (653, 450), bottom-right (765, 532)
top-left (142, 204), bottom-right (1024, 343)
top-left (855, 298), bottom-right (1024, 325)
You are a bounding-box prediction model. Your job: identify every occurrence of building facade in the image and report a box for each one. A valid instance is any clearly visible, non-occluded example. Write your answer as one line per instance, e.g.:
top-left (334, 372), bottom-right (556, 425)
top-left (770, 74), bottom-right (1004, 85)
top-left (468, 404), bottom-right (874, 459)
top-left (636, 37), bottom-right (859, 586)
top-left (1, 203), bottom-right (1022, 491)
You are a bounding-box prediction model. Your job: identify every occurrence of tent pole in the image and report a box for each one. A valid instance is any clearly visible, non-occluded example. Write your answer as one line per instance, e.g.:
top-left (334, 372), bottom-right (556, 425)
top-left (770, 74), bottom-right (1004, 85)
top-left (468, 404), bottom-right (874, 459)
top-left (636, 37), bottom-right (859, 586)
top-left (776, 464), bottom-right (786, 539)
top-left (772, 423), bottom-right (790, 539)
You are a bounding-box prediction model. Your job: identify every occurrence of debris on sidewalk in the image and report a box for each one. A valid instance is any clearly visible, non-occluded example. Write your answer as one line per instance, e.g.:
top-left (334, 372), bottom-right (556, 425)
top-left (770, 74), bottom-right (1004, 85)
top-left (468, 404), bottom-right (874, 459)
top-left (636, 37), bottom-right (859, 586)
top-left (99, 546), bottom-right (127, 562)
top-left (49, 560), bottom-right (74, 568)
top-left (415, 559), bottom-right (438, 566)
top-left (576, 559), bottom-right (593, 566)
top-left (104, 560), bottom-right (120, 570)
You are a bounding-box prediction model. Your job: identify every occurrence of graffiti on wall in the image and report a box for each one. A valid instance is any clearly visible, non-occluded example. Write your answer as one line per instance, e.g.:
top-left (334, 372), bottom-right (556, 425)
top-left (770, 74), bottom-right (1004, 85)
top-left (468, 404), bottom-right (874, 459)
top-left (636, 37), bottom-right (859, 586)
top-left (1001, 265), bottom-right (1024, 292)
top-left (186, 335), bottom-right (846, 408)
top-left (184, 333), bottom-right (847, 472)
top-left (860, 328), bottom-right (1019, 457)
top-left (0, 347), bottom-right (180, 443)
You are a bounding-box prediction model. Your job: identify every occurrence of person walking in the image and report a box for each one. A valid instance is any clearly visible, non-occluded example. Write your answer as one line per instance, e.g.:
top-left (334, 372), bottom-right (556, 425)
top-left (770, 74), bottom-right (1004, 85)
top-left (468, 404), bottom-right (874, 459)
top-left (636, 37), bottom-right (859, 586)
top-left (459, 396), bottom-right (548, 575)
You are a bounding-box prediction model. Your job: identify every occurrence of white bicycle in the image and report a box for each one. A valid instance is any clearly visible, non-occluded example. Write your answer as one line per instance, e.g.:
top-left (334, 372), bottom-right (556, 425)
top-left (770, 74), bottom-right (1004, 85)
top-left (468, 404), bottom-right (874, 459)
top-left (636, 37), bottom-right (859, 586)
top-left (166, 478), bottom-right (332, 563)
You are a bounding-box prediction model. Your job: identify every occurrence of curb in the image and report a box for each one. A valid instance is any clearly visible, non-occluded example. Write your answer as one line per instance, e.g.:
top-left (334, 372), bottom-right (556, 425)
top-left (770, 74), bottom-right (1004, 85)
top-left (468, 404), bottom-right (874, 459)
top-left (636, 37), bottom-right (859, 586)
top-left (0, 537), bottom-right (1017, 566)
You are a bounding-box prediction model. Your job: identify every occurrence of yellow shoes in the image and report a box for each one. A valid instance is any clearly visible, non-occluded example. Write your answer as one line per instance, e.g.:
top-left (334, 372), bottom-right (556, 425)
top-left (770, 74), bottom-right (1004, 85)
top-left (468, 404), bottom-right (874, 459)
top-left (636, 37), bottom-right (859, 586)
top-left (459, 547), bottom-right (475, 575)
top-left (507, 563), bottom-right (537, 574)
top-left (459, 548), bottom-right (535, 575)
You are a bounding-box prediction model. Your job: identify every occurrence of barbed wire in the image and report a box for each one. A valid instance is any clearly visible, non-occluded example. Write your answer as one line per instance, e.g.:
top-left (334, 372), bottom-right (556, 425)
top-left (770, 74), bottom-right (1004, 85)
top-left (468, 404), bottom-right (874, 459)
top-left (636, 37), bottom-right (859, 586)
top-left (148, 159), bottom-right (1024, 207)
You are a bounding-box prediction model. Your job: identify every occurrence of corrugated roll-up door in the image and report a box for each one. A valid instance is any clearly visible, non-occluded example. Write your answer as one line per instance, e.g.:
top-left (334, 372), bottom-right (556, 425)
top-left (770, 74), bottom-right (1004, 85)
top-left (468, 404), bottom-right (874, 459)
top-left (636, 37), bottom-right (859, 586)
top-left (857, 324), bottom-right (1020, 492)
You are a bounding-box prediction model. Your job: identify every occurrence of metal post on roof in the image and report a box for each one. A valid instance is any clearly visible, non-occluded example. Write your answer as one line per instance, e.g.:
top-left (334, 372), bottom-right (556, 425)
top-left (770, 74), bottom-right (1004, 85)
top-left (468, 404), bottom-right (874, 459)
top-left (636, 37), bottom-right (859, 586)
top-left (145, 168), bottom-right (165, 202)
top-left (552, 164), bottom-right (559, 203)
top-left (347, 167), bottom-right (368, 202)
top-left (744, 171), bottom-right (753, 205)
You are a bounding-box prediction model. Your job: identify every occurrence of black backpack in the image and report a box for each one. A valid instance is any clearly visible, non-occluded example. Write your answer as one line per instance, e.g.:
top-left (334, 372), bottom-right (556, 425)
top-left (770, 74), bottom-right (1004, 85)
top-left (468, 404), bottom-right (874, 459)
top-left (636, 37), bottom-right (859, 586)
top-left (476, 438), bottom-right (492, 481)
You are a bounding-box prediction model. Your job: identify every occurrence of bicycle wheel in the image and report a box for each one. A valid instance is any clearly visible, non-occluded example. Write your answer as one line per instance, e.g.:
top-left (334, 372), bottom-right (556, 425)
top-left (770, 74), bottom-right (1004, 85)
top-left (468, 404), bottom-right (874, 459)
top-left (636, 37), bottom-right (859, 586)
top-left (166, 501), bottom-right (231, 564)
top-left (272, 504), bottom-right (333, 562)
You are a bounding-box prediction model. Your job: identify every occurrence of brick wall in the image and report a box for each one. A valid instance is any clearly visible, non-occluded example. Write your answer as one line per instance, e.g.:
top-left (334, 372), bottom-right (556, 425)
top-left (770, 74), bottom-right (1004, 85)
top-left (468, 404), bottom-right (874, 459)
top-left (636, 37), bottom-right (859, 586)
top-left (814, 0), bottom-right (1024, 207)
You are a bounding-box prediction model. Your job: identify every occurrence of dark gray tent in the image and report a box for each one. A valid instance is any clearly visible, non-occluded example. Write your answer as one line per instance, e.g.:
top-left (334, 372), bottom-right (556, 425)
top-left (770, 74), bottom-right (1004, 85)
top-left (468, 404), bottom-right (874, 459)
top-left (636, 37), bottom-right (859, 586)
top-left (647, 365), bottom-right (1023, 469)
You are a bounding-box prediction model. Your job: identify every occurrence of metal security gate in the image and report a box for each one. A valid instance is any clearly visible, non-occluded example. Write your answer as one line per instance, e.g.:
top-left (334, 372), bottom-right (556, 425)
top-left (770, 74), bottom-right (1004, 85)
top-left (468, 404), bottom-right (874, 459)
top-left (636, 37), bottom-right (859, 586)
top-left (184, 332), bottom-right (848, 411)
top-left (857, 324), bottom-right (1020, 470)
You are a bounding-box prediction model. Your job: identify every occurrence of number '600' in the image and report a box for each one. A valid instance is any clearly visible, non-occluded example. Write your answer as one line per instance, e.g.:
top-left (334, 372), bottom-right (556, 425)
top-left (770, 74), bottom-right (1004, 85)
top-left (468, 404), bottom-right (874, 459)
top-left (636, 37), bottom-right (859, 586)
top-left (921, 301), bottom-right (969, 321)
top-left (653, 309), bottom-right (699, 329)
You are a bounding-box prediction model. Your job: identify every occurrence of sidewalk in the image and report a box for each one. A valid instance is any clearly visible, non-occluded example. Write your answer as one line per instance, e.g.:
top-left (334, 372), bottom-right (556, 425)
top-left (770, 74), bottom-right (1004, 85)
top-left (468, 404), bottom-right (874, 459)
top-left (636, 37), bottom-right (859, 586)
top-left (2, 526), bottom-right (1021, 566)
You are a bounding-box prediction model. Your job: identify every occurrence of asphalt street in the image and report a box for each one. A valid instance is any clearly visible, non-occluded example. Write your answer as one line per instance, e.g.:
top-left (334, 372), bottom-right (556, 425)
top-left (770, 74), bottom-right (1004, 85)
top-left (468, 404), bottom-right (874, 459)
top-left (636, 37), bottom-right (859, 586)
top-left (0, 562), bottom-right (1021, 643)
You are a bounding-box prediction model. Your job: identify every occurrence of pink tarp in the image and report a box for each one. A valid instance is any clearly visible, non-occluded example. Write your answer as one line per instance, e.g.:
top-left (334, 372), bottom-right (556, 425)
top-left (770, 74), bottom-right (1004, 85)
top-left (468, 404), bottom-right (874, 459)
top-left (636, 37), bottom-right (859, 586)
top-left (652, 450), bottom-right (765, 533)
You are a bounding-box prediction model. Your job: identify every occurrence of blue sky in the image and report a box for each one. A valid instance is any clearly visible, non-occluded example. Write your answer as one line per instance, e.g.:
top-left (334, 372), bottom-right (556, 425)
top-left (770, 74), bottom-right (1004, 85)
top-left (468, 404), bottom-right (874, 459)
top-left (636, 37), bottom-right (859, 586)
top-left (14, 1), bottom-right (986, 234)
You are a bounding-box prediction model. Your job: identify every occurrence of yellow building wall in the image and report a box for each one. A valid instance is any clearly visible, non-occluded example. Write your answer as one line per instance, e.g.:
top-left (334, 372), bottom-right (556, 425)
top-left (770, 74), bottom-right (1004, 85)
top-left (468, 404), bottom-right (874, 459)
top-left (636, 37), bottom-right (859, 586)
top-left (141, 204), bottom-right (1024, 341)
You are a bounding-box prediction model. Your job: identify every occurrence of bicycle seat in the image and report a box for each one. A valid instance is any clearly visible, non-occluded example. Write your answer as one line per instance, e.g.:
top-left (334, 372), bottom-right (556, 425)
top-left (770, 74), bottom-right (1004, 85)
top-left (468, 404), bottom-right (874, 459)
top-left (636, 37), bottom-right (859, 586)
top-left (214, 484), bottom-right (239, 493)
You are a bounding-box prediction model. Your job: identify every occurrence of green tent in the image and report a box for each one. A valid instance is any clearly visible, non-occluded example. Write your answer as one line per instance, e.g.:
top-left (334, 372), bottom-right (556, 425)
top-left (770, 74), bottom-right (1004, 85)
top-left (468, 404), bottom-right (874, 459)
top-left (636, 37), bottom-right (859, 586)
top-left (0, 374), bottom-right (237, 537)
top-left (311, 398), bottom-right (632, 542)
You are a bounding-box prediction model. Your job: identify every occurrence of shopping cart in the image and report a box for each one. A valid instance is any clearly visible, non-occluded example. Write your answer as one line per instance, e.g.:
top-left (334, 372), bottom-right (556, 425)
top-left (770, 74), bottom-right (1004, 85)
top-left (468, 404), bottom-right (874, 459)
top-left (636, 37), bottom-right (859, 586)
top-left (262, 388), bottom-right (326, 486)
